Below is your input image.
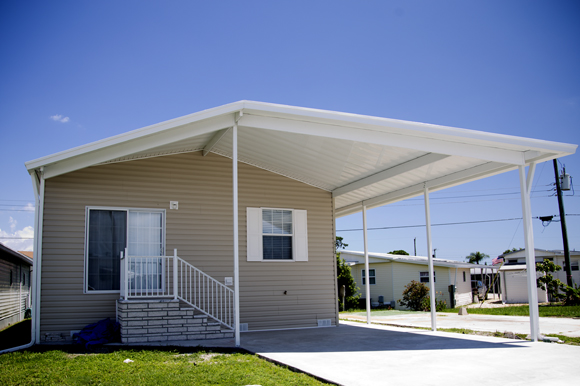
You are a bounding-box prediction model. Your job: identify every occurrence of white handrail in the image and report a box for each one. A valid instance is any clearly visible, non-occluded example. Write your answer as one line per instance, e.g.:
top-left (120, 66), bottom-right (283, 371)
top-left (120, 250), bottom-right (234, 329)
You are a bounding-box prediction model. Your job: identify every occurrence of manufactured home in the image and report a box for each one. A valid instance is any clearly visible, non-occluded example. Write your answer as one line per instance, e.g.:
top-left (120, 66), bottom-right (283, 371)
top-left (25, 101), bottom-right (577, 345)
top-left (341, 251), bottom-right (477, 309)
top-left (0, 244), bottom-right (32, 330)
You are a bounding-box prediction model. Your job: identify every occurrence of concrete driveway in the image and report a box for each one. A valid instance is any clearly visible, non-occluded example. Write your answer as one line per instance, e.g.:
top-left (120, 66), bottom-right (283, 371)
top-left (239, 321), bottom-right (580, 386)
top-left (341, 311), bottom-right (580, 337)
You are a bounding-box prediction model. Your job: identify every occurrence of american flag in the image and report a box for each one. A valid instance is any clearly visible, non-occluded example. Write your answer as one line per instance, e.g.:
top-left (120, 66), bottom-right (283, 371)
top-left (492, 257), bottom-right (504, 265)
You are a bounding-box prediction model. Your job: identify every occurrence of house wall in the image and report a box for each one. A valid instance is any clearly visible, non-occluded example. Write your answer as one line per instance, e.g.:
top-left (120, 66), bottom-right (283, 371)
top-left (391, 262), bottom-right (450, 309)
top-left (352, 262), bottom-right (393, 304)
top-left (40, 151), bottom-right (336, 338)
top-left (453, 268), bottom-right (473, 307)
top-left (553, 256), bottom-right (580, 286)
top-left (0, 256), bottom-right (31, 330)
top-left (500, 270), bottom-right (548, 304)
top-left (351, 261), bottom-right (455, 309)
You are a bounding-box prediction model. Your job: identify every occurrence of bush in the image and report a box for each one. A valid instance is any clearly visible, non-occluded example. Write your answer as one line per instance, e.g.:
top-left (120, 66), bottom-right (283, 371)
top-left (398, 281), bottom-right (447, 311)
top-left (398, 280), bottom-right (429, 311)
top-left (561, 284), bottom-right (580, 306)
top-left (421, 292), bottom-right (447, 312)
top-left (336, 253), bottom-right (360, 310)
top-left (536, 259), bottom-right (565, 303)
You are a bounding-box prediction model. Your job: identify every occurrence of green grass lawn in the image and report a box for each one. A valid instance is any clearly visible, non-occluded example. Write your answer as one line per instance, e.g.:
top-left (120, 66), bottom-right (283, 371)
top-left (0, 349), bottom-right (331, 386)
top-left (440, 304), bottom-right (580, 318)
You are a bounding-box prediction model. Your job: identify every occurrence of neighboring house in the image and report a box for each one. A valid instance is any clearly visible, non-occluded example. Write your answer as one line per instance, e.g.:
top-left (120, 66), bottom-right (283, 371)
top-left (24, 100), bottom-right (576, 344)
top-left (496, 249), bottom-right (580, 304)
top-left (0, 244), bottom-right (32, 330)
top-left (340, 251), bottom-right (479, 309)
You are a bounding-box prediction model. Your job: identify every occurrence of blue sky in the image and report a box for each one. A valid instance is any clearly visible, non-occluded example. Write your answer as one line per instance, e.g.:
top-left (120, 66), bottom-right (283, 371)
top-left (1, 1), bottom-right (579, 262)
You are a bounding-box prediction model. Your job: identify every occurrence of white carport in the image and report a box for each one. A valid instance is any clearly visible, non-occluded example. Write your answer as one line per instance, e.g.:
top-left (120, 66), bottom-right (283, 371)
top-left (25, 100), bottom-right (577, 346)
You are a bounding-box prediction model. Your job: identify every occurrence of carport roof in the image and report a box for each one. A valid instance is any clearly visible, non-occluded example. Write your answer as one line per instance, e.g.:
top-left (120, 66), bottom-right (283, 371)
top-left (25, 100), bottom-right (577, 217)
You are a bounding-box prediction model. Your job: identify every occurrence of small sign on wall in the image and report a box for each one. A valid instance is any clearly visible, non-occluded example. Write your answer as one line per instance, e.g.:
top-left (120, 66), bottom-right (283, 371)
top-left (225, 277), bottom-right (233, 286)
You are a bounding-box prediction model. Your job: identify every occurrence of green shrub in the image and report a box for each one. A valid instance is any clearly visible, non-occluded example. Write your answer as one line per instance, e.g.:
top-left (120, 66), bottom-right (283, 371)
top-left (536, 259), bottom-right (565, 303)
top-left (561, 284), bottom-right (580, 306)
top-left (421, 291), bottom-right (447, 311)
top-left (398, 280), bottom-right (429, 311)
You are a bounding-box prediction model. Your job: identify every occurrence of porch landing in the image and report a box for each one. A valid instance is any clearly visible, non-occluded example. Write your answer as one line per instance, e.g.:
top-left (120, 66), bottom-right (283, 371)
top-left (117, 299), bottom-right (233, 344)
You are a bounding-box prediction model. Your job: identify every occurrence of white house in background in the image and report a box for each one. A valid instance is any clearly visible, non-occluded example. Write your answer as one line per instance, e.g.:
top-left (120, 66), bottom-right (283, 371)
top-left (0, 244), bottom-right (33, 330)
top-left (340, 251), bottom-right (480, 309)
top-left (497, 249), bottom-right (580, 304)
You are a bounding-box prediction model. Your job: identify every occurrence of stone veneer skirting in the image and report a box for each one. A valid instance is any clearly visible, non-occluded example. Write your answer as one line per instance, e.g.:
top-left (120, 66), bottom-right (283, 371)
top-left (117, 299), bottom-right (233, 344)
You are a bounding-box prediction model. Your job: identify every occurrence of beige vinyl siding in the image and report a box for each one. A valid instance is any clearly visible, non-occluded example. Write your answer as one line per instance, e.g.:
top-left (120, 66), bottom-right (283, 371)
top-left (0, 258), bottom-right (31, 330)
top-left (40, 152), bottom-right (336, 337)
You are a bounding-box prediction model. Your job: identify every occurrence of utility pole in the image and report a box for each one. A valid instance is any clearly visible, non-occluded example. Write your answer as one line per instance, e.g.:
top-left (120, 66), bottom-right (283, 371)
top-left (553, 159), bottom-right (572, 286)
top-left (414, 237), bottom-right (417, 256)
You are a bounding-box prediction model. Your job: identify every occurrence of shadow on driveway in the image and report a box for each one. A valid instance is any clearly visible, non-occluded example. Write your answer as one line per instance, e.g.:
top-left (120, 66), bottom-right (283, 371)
top-left (241, 322), bottom-right (527, 354)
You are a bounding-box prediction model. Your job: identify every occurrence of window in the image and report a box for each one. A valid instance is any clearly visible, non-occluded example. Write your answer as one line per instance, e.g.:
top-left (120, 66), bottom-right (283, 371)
top-left (463, 271), bottom-right (466, 282)
top-left (507, 259), bottom-right (518, 265)
top-left (362, 269), bottom-right (375, 285)
top-left (246, 208), bottom-right (308, 261)
top-left (262, 209), bottom-right (293, 260)
top-left (572, 261), bottom-right (579, 272)
top-left (85, 207), bottom-right (165, 292)
top-left (420, 271), bottom-right (435, 283)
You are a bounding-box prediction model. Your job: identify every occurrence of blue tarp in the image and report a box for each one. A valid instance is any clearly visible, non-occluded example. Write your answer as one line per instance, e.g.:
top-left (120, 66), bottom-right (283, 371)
top-left (73, 318), bottom-right (120, 348)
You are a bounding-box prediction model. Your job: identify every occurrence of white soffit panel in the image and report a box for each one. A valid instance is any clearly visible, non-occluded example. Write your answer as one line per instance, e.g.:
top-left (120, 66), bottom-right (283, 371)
top-left (334, 156), bottom-right (487, 209)
top-left (101, 131), bottom-right (216, 164)
top-left (212, 126), bottom-right (428, 192)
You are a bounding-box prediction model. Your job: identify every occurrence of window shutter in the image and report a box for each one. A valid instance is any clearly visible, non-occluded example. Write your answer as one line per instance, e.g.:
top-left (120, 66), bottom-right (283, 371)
top-left (294, 209), bottom-right (308, 261)
top-left (246, 207), bottom-right (263, 261)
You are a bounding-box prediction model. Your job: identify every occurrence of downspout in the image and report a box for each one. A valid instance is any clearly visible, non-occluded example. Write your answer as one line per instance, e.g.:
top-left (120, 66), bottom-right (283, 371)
top-left (0, 168), bottom-right (43, 354)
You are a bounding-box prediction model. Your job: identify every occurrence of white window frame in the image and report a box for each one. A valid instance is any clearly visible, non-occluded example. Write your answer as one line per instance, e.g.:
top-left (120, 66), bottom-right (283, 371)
top-left (84, 206), bottom-right (166, 294)
top-left (362, 269), bottom-right (376, 285)
top-left (420, 271), bottom-right (435, 283)
top-left (246, 207), bottom-right (308, 262)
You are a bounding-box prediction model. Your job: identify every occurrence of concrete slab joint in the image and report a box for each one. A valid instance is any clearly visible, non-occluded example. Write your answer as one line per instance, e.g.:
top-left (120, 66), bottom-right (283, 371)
top-left (117, 299), bottom-right (229, 344)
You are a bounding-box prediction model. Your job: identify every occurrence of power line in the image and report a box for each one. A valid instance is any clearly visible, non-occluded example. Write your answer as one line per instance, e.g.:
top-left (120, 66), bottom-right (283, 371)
top-left (336, 214), bottom-right (579, 232)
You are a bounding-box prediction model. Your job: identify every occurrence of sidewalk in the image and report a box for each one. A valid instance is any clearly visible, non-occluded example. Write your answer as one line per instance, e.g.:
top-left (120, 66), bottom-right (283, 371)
top-left (341, 311), bottom-right (580, 337)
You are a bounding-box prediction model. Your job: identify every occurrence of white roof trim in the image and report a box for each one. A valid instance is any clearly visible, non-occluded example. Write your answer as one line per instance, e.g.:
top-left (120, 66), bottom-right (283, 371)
top-left (340, 250), bottom-right (490, 269)
top-left (24, 100), bottom-right (577, 215)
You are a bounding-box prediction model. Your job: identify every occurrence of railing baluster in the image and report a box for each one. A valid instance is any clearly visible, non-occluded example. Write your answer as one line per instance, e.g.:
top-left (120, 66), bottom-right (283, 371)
top-left (123, 253), bottom-right (234, 328)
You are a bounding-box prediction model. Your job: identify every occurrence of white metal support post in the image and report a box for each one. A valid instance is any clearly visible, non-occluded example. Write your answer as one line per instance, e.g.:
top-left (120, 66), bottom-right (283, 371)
top-left (233, 123), bottom-right (241, 347)
top-left (173, 249), bottom-right (178, 300)
top-left (519, 163), bottom-right (539, 342)
top-left (363, 205), bottom-right (371, 324)
top-left (424, 185), bottom-right (437, 331)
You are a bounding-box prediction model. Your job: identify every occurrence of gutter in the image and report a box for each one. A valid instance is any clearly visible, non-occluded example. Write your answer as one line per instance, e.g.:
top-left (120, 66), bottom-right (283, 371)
top-left (0, 169), bottom-right (44, 354)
